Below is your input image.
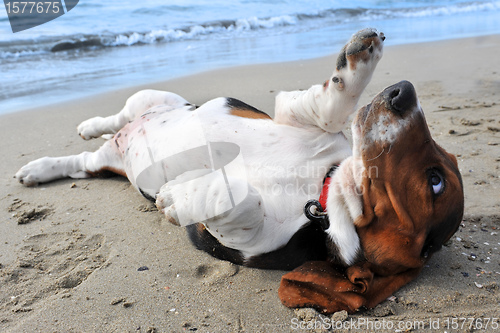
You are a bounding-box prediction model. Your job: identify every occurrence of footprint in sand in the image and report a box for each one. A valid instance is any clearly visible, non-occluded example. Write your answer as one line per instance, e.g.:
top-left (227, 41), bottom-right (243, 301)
top-left (8, 198), bottom-right (53, 225)
top-left (0, 231), bottom-right (110, 313)
top-left (194, 261), bottom-right (239, 285)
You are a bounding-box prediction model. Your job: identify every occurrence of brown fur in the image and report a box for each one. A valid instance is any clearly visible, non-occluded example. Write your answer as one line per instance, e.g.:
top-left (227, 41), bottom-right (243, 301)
top-left (279, 82), bottom-right (464, 313)
top-left (355, 101), bottom-right (463, 276)
top-left (229, 108), bottom-right (272, 120)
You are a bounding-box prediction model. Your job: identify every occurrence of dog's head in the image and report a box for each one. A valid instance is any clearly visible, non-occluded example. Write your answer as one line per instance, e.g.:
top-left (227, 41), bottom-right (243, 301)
top-left (351, 80), bottom-right (464, 275)
top-left (279, 81), bottom-right (464, 313)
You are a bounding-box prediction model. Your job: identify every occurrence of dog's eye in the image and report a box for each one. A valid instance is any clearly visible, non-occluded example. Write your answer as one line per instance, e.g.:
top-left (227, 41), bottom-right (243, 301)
top-left (368, 45), bottom-right (374, 53)
top-left (429, 171), bottom-right (444, 195)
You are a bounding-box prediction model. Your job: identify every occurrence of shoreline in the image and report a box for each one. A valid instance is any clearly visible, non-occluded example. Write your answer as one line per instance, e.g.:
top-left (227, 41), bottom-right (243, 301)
top-left (1, 35), bottom-right (499, 332)
top-left (2, 33), bottom-right (499, 118)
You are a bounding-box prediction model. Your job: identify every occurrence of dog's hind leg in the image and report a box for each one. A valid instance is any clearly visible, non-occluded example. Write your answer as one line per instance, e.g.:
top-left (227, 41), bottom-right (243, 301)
top-left (77, 89), bottom-right (194, 140)
top-left (15, 140), bottom-right (125, 186)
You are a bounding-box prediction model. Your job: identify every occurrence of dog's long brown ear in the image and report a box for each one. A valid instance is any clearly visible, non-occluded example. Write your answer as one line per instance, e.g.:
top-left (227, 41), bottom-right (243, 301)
top-left (278, 261), bottom-right (422, 314)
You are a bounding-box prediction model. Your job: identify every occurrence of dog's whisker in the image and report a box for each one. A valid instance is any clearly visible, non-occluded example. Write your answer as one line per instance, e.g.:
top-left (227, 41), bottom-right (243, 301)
top-left (366, 148), bottom-right (385, 161)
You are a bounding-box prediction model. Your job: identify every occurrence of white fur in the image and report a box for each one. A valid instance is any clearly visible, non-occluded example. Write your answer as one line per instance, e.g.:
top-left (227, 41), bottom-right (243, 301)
top-left (78, 90), bottom-right (192, 140)
top-left (147, 98), bottom-right (353, 257)
top-left (275, 33), bottom-right (383, 134)
top-left (366, 113), bottom-right (411, 147)
top-left (324, 158), bottom-right (365, 265)
top-left (14, 144), bottom-right (119, 185)
top-left (15, 30), bottom-right (385, 266)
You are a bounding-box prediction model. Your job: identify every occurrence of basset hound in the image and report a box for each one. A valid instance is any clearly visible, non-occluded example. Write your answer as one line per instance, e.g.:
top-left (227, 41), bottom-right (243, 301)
top-left (15, 28), bottom-right (464, 314)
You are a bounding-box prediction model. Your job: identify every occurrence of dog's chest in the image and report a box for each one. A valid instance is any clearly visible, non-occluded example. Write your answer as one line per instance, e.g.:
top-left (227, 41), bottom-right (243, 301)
top-left (113, 108), bottom-right (351, 198)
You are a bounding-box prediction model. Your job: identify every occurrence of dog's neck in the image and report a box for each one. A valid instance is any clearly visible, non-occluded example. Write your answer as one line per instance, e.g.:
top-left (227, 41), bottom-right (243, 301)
top-left (322, 156), bottom-right (366, 266)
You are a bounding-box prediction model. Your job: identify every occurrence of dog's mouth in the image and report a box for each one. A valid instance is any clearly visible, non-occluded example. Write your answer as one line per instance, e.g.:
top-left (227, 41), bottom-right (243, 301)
top-left (351, 102), bottom-right (372, 159)
top-left (356, 103), bottom-right (371, 126)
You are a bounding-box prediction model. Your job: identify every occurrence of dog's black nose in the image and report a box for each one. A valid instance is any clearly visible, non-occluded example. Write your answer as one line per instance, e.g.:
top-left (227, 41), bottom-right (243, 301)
top-left (383, 80), bottom-right (417, 114)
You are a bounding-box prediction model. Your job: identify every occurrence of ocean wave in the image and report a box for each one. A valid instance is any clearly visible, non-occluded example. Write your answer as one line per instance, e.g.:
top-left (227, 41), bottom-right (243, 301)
top-left (108, 15), bottom-right (297, 47)
top-left (365, 1), bottom-right (500, 19)
top-left (409, 1), bottom-right (500, 16)
top-left (2, 1), bottom-right (499, 56)
top-left (303, 1), bottom-right (500, 21)
top-left (86, 1), bottom-right (500, 47)
top-left (0, 49), bottom-right (48, 59)
top-left (93, 1), bottom-right (500, 48)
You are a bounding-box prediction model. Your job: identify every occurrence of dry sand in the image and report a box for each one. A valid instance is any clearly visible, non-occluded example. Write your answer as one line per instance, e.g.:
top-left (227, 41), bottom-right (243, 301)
top-left (1, 35), bottom-right (499, 332)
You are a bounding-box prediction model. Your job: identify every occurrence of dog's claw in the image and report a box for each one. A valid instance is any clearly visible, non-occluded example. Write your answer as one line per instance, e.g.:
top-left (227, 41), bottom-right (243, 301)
top-left (156, 184), bottom-right (180, 226)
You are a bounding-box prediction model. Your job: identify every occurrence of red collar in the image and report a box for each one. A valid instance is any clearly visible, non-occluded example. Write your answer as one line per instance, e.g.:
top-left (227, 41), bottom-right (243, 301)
top-left (318, 165), bottom-right (339, 211)
top-left (303, 165), bottom-right (339, 230)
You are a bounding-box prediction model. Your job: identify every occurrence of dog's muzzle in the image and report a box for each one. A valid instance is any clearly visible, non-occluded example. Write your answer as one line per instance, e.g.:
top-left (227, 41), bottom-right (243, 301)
top-left (381, 80), bottom-right (418, 115)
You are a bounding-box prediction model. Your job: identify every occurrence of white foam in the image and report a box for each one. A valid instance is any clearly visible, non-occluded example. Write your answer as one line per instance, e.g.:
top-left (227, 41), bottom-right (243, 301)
top-left (108, 15), bottom-right (298, 47)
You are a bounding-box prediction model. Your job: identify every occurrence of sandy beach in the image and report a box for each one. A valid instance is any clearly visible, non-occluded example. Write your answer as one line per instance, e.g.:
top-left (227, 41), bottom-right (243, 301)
top-left (1, 34), bottom-right (499, 332)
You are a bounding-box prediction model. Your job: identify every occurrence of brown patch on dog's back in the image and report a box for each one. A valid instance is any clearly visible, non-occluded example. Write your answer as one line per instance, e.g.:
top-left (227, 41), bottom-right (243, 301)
top-left (230, 109), bottom-right (272, 119)
top-left (226, 98), bottom-right (271, 120)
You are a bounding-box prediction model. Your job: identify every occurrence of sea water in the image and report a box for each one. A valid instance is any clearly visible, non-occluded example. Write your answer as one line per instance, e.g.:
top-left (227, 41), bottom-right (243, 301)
top-left (1, 0), bottom-right (499, 114)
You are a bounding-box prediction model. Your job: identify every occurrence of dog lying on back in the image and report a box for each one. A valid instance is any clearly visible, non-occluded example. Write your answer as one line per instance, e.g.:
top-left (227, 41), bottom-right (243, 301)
top-left (15, 29), bottom-right (464, 313)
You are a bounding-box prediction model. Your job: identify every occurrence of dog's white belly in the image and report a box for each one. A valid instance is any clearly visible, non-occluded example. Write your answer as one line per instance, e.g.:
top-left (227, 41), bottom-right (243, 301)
top-left (115, 98), bottom-right (352, 255)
